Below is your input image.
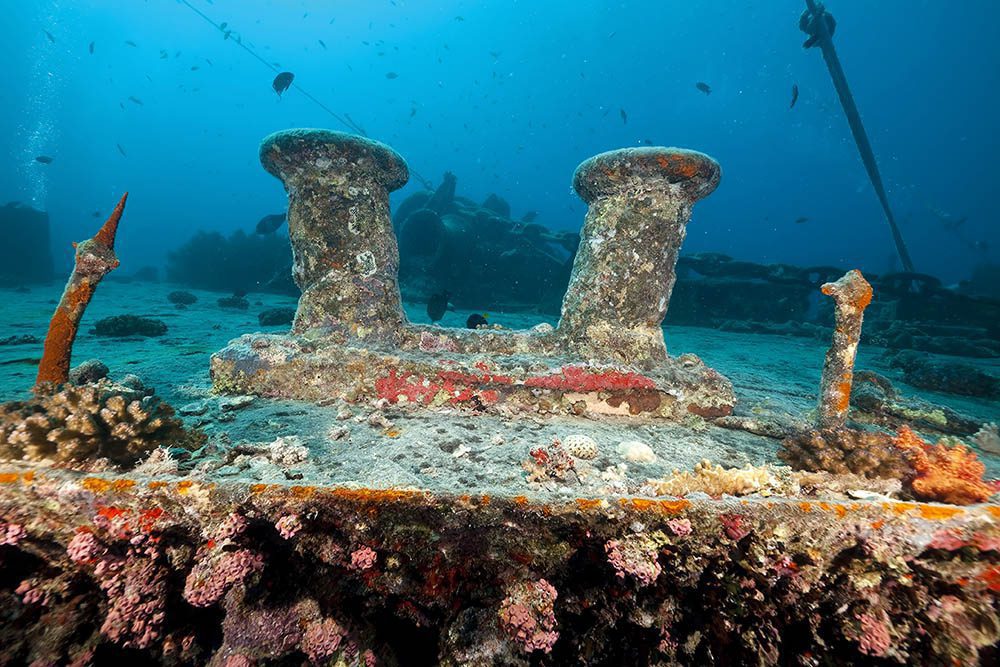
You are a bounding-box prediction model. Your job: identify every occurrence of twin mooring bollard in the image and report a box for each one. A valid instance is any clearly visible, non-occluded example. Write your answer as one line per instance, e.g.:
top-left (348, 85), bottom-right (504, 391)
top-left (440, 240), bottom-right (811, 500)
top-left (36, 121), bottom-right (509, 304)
top-left (213, 129), bottom-right (734, 419)
top-left (259, 130), bottom-right (720, 365)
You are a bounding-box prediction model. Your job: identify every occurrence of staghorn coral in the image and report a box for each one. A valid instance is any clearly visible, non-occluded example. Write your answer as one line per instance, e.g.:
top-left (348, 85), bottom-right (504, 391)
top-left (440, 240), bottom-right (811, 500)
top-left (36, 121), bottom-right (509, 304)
top-left (778, 427), bottom-right (911, 479)
top-left (0, 381), bottom-right (204, 467)
top-left (647, 459), bottom-right (784, 498)
top-left (892, 426), bottom-right (993, 505)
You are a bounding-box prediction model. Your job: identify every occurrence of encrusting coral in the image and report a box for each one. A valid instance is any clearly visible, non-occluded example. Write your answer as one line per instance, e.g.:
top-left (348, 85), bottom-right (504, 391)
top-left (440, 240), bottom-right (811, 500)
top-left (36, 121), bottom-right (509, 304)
top-left (647, 460), bottom-right (784, 498)
top-left (0, 381), bottom-right (204, 467)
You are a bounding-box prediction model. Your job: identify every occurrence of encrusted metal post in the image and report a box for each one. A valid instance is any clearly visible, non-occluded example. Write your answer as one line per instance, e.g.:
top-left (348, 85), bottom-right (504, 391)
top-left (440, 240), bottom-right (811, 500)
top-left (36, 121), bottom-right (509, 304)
top-left (260, 129), bottom-right (409, 340)
top-left (817, 269), bottom-right (873, 428)
top-left (558, 148), bottom-right (721, 365)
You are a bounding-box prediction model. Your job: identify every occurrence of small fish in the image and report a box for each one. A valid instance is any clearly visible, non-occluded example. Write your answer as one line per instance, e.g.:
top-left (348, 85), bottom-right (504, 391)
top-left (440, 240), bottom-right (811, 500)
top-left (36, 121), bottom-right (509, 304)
top-left (160, 49), bottom-right (169, 59)
top-left (318, 39), bottom-right (327, 50)
top-left (116, 143), bottom-right (127, 157)
top-left (385, 71), bottom-right (398, 79)
top-left (255, 213), bottom-right (287, 235)
top-left (466, 313), bottom-right (488, 329)
top-left (88, 41), bottom-right (95, 54)
top-left (128, 96), bottom-right (143, 105)
top-left (619, 108), bottom-right (627, 124)
top-left (409, 107), bottom-right (417, 117)
top-left (794, 216), bottom-right (809, 224)
top-left (790, 83), bottom-right (799, 109)
top-left (43, 30), bottom-right (55, 43)
top-left (91, 211), bottom-right (101, 217)
top-left (34, 156), bottom-right (53, 164)
top-left (521, 211), bottom-right (538, 222)
top-left (426, 290), bottom-right (451, 323)
top-left (696, 81), bottom-right (712, 95)
top-left (219, 22), bottom-right (228, 30)
top-left (190, 65), bottom-right (199, 71)
top-left (125, 40), bottom-right (137, 47)
top-left (272, 71), bottom-right (294, 96)
top-left (455, 16), bottom-right (465, 21)
top-left (642, 138), bottom-right (653, 145)
top-left (119, 102), bottom-right (125, 110)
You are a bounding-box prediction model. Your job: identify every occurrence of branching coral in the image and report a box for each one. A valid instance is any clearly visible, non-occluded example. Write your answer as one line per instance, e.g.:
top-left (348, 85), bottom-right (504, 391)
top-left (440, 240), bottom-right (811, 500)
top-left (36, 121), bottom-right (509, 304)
top-left (0, 381), bottom-right (204, 467)
top-left (892, 426), bottom-right (993, 505)
top-left (778, 428), bottom-right (911, 479)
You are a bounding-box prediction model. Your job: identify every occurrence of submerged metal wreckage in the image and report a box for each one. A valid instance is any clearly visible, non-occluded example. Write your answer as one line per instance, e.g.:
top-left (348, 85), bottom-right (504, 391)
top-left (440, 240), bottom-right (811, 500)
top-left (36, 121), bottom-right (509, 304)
top-left (211, 129), bottom-right (734, 420)
top-left (1, 130), bottom-right (999, 666)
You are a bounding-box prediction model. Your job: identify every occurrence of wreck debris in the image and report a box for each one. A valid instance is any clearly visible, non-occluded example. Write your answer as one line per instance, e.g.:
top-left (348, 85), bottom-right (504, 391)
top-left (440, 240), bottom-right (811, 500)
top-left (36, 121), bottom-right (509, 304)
top-left (559, 147), bottom-right (721, 365)
top-left (817, 269), bottom-right (872, 428)
top-left (259, 129), bottom-right (409, 339)
top-left (36, 193), bottom-right (128, 388)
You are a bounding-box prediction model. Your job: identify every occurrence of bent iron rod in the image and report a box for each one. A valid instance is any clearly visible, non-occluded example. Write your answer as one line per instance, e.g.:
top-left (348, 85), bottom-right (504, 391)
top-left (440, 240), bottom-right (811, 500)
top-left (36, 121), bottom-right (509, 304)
top-left (803, 0), bottom-right (915, 272)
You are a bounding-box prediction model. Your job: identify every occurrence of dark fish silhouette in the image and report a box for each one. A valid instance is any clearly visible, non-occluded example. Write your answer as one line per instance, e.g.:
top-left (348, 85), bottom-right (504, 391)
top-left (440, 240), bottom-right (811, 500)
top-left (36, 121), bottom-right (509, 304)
top-left (255, 213), bottom-right (287, 234)
top-left (466, 313), bottom-right (488, 329)
top-left (696, 82), bottom-right (712, 95)
top-left (43, 30), bottom-right (55, 43)
top-left (116, 143), bottom-right (127, 157)
top-left (385, 71), bottom-right (399, 79)
top-left (88, 41), bottom-right (95, 54)
top-left (128, 96), bottom-right (143, 105)
top-left (790, 83), bottom-right (799, 108)
top-left (272, 71), bottom-right (294, 97)
top-left (125, 40), bottom-right (138, 47)
top-left (318, 39), bottom-right (327, 50)
top-left (521, 211), bottom-right (538, 222)
top-left (426, 290), bottom-right (450, 323)
top-left (794, 216), bottom-right (809, 224)
top-left (619, 108), bottom-right (627, 124)
top-left (34, 156), bottom-right (53, 164)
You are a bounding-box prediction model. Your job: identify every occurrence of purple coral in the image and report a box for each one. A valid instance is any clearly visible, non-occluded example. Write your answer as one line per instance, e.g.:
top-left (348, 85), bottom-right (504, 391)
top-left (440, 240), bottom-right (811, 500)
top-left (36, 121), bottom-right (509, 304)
top-left (301, 617), bottom-right (347, 663)
top-left (498, 579), bottom-right (559, 654)
top-left (605, 537), bottom-right (662, 587)
top-left (67, 530), bottom-right (104, 563)
top-left (349, 546), bottom-right (377, 571)
top-left (666, 518), bottom-right (692, 537)
top-left (857, 613), bottom-right (892, 657)
top-left (183, 547), bottom-right (265, 607)
top-left (275, 513), bottom-right (302, 539)
top-left (99, 556), bottom-right (168, 648)
top-left (1, 522), bottom-right (26, 545)
top-left (215, 512), bottom-right (249, 541)
top-left (16, 579), bottom-right (49, 606)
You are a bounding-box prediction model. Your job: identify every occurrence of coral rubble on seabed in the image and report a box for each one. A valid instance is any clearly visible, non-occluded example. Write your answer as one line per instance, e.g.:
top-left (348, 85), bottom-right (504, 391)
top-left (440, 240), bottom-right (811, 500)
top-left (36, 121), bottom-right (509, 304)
top-left (0, 470), bottom-right (999, 665)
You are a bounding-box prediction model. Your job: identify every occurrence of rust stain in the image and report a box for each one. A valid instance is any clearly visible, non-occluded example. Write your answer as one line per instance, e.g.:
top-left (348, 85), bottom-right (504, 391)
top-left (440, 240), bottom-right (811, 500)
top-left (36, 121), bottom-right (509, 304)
top-left (290, 486), bottom-right (315, 499)
top-left (575, 498), bottom-right (603, 511)
top-left (22, 471), bottom-right (35, 482)
top-left (833, 505), bottom-right (847, 518)
top-left (871, 520), bottom-right (885, 530)
top-left (0, 473), bottom-right (19, 484)
top-left (512, 496), bottom-right (529, 506)
top-left (81, 477), bottom-right (111, 493)
top-left (918, 505), bottom-right (964, 521)
top-left (176, 480), bottom-right (194, 495)
top-left (112, 479), bottom-right (135, 492)
top-left (328, 487), bottom-right (422, 504)
top-left (799, 502), bottom-right (813, 512)
top-left (658, 499), bottom-right (690, 514)
top-left (148, 481), bottom-right (167, 490)
top-left (249, 484), bottom-right (269, 495)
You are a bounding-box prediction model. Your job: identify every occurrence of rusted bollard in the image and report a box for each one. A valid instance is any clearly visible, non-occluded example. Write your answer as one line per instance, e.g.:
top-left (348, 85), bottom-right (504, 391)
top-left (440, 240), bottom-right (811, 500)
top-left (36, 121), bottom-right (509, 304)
top-left (817, 269), bottom-right (873, 428)
top-left (260, 129), bottom-right (409, 339)
top-left (559, 147), bottom-right (721, 365)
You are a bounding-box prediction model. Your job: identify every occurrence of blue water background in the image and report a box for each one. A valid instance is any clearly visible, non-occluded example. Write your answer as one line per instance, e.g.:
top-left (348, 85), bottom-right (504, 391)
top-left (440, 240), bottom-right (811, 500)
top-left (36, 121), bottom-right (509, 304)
top-left (1, 0), bottom-right (996, 285)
